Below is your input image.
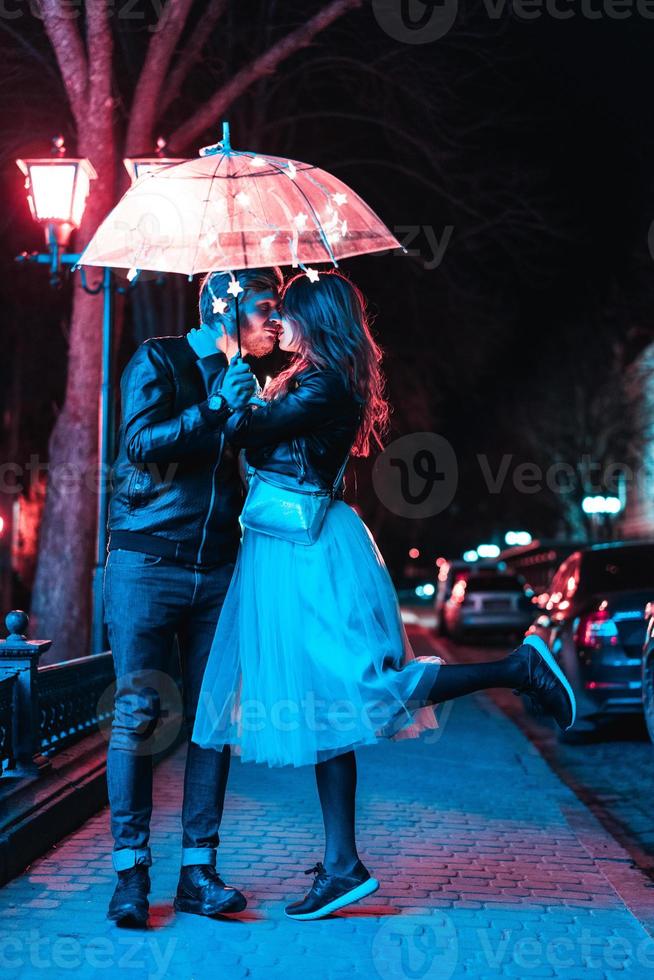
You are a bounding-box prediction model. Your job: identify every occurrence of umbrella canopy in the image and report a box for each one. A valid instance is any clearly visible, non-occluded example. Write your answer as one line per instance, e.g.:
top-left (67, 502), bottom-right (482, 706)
top-left (77, 123), bottom-right (402, 279)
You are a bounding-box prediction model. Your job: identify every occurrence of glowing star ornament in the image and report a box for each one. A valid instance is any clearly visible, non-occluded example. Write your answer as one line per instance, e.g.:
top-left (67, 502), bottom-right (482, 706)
top-left (227, 279), bottom-right (244, 298)
top-left (305, 268), bottom-right (320, 283)
top-left (250, 156), bottom-right (267, 168)
top-left (294, 212), bottom-right (308, 231)
top-left (212, 296), bottom-right (228, 315)
top-left (333, 192), bottom-right (348, 206)
top-left (235, 191), bottom-right (250, 207)
top-left (261, 233), bottom-right (276, 251)
top-left (286, 160), bottom-right (297, 180)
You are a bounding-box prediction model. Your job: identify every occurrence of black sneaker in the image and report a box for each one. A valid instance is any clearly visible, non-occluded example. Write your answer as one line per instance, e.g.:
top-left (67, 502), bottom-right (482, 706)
top-left (107, 865), bottom-right (150, 928)
top-left (174, 864), bottom-right (247, 917)
top-left (512, 634), bottom-right (576, 731)
top-left (285, 860), bottom-right (379, 921)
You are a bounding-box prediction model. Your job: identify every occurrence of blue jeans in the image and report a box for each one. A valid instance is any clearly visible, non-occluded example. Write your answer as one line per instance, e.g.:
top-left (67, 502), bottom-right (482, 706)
top-left (103, 548), bottom-right (236, 873)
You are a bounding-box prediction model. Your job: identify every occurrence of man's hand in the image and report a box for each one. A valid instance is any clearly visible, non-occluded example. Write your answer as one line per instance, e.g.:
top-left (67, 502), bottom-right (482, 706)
top-left (220, 354), bottom-right (257, 410)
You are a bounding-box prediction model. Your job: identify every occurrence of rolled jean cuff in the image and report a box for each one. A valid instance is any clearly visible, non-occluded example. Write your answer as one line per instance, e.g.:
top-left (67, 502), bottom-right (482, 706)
top-left (112, 847), bottom-right (152, 872)
top-left (181, 847), bottom-right (216, 867)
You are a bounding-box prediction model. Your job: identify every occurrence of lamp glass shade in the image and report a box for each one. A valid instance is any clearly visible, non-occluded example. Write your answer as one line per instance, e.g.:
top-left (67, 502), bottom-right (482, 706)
top-left (16, 157), bottom-right (97, 227)
top-left (123, 158), bottom-right (187, 184)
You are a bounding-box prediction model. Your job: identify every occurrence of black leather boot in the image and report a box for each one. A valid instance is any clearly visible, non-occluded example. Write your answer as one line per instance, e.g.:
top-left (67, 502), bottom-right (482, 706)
top-left (107, 865), bottom-right (150, 927)
top-left (174, 864), bottom-right (247, 916)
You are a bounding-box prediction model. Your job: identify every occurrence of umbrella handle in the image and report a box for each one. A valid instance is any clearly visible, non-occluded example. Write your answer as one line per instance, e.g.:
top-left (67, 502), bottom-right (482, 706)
top-left (235, 289), bottom-right (242, 356)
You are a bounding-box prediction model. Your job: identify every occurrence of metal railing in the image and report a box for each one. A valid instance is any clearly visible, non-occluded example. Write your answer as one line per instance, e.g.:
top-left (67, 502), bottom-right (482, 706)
top-left (0, 673), bottom-right (18, 772)
top-left (0, 608), bottom-right (186, 782)
top-left (0, 610), bottom-right (116, 778)
top-left (38, 651), bottom-right (115, 756)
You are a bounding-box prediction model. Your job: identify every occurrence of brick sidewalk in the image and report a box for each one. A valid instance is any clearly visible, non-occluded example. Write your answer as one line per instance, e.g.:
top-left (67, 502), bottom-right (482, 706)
top-left (1, 624), bottom-right (654, 979)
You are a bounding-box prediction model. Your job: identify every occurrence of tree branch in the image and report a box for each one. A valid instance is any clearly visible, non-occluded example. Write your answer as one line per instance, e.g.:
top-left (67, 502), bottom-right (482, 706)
top-left (158, 0), bottom-right (229, 118)
top-left (40, 0), bottom-right (88, 128)
top-left (167, 0), bottom-right (363, 152)
top-left (126, 0), bottom-right (196, 154)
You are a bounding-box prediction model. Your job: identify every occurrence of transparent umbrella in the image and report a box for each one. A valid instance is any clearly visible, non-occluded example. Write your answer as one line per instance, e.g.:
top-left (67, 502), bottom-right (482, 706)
top-left (77, 121), bottom-right (404, 349)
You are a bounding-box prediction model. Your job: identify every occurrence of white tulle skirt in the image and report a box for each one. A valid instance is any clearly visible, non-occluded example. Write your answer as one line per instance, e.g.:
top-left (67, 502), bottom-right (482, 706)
top-left (192, 500), bottom-right (443, 768)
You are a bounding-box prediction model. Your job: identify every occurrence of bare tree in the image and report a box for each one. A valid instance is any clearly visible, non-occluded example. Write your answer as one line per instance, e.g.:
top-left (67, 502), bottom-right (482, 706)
top-left (514, 329), bottom-right (645, 540)
top-left (27, 0), bottom-right (362, 661)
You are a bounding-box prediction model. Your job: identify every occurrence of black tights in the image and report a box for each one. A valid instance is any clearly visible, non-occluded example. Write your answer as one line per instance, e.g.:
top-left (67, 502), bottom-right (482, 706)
top-left (313, 649), bottom-right (528, 875)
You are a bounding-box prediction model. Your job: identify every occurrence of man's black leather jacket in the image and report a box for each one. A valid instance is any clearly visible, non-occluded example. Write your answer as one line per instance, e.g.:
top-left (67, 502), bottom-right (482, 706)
top-left (226, 365), bottom-right (364, 494)
top-left (108, 336), bottom-right (243, 566)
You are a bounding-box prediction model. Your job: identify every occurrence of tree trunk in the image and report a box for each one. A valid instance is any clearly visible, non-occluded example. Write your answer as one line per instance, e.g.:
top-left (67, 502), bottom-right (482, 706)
top-left (30, 133), bottom-right (115, 663)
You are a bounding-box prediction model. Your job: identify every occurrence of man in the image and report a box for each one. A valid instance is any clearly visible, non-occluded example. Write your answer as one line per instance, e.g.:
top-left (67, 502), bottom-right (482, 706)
top-left (104, 266), bottom-right (283, 927)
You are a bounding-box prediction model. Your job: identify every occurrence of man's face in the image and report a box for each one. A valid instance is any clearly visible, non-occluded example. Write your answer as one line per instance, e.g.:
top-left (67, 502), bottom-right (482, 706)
top-left (239, 287), bottom-right (281, 357)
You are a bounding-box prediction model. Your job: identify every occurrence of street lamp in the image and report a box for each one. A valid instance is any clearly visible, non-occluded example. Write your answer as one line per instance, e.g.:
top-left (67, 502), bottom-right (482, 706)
top-left (477, 543), bottom-right (500, 559)
top-left (15, 137), bottom-right (116, 657)
top-left (505, 531), bottom-right (532, 547)
top-left (582, 495), bottom-right (622, 515)
top-left (124, 138), bottom-right (187, 184)
top-left (16, 136), bottom-right (97, 285)
top-left (581, 495), bottom-right (623, 542)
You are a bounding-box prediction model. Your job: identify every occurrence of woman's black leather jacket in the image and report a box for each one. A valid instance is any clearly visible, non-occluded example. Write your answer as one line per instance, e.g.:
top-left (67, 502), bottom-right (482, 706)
top-left (226, 364), bottom-right (364, 496)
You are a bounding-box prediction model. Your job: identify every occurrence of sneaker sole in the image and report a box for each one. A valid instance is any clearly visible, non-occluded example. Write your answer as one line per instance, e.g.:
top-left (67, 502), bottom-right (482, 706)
top-left (523, 634), bottom-right (576, 730)
top-left (173, 893), bottom-right (247, 916)
top-left (284, 876), bottom-right (380, 921)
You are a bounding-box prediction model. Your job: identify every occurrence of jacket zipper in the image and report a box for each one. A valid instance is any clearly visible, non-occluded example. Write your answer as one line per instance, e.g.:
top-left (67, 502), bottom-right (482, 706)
top-left (196, 431), bottom-right (225, 564)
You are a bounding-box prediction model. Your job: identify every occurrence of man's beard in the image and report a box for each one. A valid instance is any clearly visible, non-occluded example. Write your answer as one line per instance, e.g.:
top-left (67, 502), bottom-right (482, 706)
top-left (245, 333), bottom-right (276, 358)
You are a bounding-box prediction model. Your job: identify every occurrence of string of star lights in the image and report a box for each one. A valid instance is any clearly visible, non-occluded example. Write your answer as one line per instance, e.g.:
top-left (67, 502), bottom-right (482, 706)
top-left (87, 123), bottom-right (405, 352)
top-left (194, 123), bottom-right (353, 291)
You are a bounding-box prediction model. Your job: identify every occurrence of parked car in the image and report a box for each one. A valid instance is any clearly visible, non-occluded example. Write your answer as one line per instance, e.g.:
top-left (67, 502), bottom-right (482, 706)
top-left (528, 540), bottom-right (654, 734)
top-left (442, 569), bottom-right (534, 642)
top-left (433, 559), bottom-right (501, 635)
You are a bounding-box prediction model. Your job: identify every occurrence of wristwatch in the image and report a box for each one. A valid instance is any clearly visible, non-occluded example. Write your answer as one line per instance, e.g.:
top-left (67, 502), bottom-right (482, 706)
top-left (207, 392), bottom-right (235, 415)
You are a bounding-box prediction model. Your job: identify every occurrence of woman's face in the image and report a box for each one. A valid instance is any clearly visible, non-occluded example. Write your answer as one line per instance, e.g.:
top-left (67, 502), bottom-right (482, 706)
top-left (278, 313), bottom-right (301, 352)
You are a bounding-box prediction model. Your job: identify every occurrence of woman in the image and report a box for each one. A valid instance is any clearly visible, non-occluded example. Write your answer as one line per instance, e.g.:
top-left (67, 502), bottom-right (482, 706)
top-left (192, 270), bottom-right (575, 921)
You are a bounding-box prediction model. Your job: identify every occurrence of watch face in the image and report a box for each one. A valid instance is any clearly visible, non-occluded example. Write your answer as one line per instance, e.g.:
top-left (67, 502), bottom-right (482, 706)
top-left (209, 395), bottom-right (223, 410)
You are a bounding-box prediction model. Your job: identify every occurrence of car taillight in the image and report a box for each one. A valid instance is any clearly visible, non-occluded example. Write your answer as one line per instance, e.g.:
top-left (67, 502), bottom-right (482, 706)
top-left (575, 609), bottom-right (619, 648)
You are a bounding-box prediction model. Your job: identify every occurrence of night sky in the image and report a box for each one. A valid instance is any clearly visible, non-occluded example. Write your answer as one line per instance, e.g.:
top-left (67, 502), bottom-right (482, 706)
top-left (3, 1), bottom-right (654, 582)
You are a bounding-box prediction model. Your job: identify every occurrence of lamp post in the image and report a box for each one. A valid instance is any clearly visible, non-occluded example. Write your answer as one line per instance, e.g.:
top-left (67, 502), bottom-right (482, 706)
top-left (15, 136), bottom-right (113, 657)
